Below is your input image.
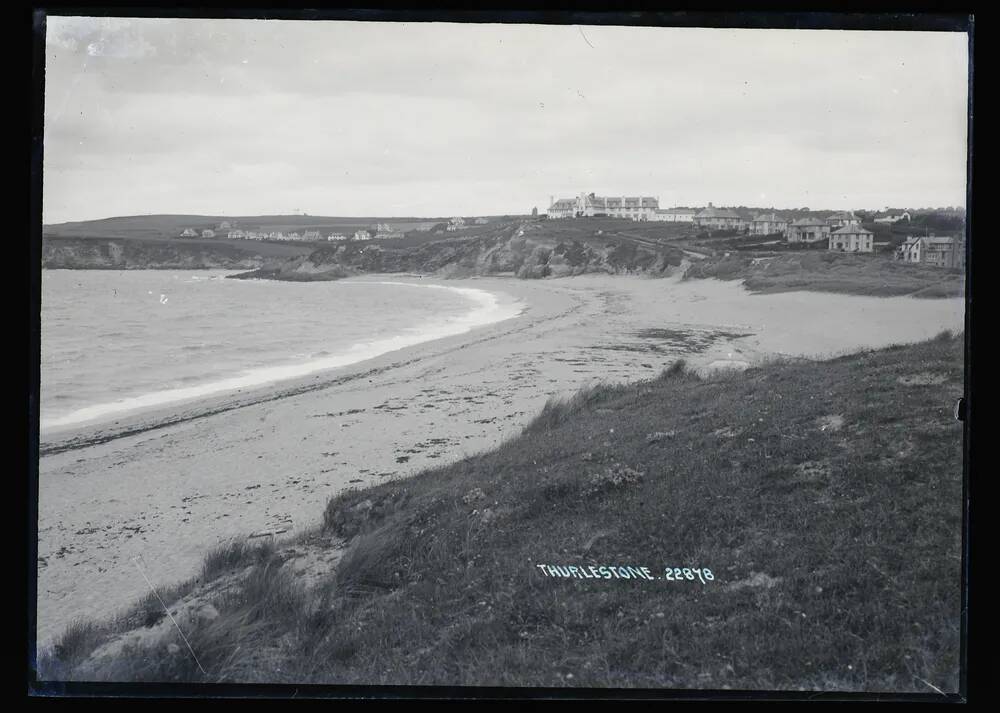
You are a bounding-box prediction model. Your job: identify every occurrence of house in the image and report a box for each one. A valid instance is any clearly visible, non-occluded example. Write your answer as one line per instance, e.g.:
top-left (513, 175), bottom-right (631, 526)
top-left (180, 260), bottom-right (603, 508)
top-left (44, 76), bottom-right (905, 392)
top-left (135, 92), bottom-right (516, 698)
top-left (693, 204), bottom-right (744, 231)
top-left (748, 213), bottom-right (789, 236)
top-left (268, 232), bottom-right (284, 240)
top-left (785, 218), bottom-right (831, 243)
top-left (286, 232), bottom-right (301, 240)
top-left (353, 230), bottom-right (372, 241)
top-left (874, 211), bottom-right (911, 224)
top-left (327, 233), bottom-right (347, 241)
top-left (548, 192), bottom-right (660, 220)
top-left (474, 217), bottom-right (489, 224)
top-left (828, 225), bottom-right (874, 253)
top-left (218, 221), bottom-right (232, 230)
top-left (201, 229), bottom-right (216, 238)
top-left (303, 230), bottom-right (321, 241)
top-left (370, 223), bottom-right (403, 238)
top-left (896, 235), bottom-right (965, 268)
top-left (826, 211), bottom-right (860, 228)
top-left (227, 230), bottom-right (247, 240)
top-left (179, 228), bottom-right (198, 237)
top-left (649, 208), bottom-right (698, 223)
top-left (446, 217), bottom-right (466, 232)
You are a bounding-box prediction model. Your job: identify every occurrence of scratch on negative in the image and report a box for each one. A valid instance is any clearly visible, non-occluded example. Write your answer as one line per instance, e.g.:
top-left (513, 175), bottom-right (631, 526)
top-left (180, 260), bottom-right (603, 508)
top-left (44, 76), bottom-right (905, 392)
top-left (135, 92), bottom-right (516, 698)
top-left (577, 26), bottom-right (595, 49)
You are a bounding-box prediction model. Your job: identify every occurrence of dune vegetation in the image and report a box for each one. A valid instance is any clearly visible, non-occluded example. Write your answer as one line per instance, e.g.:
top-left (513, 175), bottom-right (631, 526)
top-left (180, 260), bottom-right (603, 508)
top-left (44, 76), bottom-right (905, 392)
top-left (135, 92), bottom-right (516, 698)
top-left (38, 333), bottom-right (965, 693)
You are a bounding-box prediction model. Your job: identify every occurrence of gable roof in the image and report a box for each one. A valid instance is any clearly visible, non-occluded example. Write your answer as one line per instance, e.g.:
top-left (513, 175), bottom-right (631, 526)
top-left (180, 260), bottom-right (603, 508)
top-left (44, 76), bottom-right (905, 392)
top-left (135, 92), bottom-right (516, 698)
top-left (585, 195), bottom-right (658, 209)
top-left (696, 207), bottom-right (741, 219)
top-left (920, 236), bottom-right (960, 247)
top-left (751, 213), bottom-right (787, 223)
top-left (790, 217), bottom-right (828, 227)
top-left (831, 225), bottom-right (873, 236)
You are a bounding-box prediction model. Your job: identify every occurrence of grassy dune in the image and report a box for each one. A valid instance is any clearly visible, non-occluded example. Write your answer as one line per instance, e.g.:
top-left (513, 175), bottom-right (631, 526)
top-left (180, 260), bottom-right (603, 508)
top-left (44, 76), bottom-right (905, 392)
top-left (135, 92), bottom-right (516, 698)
top-left (39, 334), bottom-right (965, 692)
top-left (683, 252), bottom-right (965, 298)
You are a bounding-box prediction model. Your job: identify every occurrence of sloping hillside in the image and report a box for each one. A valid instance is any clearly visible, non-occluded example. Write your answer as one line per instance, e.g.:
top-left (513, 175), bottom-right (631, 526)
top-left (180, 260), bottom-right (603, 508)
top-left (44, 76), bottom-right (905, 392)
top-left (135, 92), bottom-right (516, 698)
top-left (40, 334), bottom-right (964, 692)
top-left (42, 215), bottom-right (453, 241)
top-left (232, 220), bottom-right (688, 281)
top-left (684, 252), bottom-right (965, 298)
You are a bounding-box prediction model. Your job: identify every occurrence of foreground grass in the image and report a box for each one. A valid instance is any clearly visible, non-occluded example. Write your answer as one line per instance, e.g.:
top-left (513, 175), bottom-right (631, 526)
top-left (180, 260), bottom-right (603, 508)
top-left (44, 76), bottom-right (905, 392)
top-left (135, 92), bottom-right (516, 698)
top-left (683, 251), bottom-right (965, 298)
top-left (39, 335), bottom-right (965, 691)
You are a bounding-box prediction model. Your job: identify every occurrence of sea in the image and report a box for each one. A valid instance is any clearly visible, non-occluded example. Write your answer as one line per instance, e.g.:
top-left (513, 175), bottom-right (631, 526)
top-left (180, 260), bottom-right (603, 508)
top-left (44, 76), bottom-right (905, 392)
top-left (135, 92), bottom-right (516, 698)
top-left (40, 270), bottom-right (522, 433)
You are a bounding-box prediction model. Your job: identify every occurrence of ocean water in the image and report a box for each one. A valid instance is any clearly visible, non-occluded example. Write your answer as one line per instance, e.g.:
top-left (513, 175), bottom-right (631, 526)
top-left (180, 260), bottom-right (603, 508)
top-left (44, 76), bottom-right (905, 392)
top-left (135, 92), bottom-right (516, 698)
top-left (40, 271), bottom-right (522, 433)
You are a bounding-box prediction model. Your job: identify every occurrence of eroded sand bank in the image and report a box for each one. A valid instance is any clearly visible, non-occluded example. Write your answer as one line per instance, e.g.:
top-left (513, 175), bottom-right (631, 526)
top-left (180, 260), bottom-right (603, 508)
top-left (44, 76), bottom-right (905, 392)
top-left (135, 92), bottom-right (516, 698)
top-left (36, 273), bottom-right (965, 645)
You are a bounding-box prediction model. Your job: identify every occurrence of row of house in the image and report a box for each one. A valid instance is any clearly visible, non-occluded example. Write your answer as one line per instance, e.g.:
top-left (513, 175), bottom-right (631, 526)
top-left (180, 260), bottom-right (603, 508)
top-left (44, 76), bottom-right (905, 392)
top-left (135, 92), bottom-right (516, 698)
top-left (690, 207), bottom-right (864, 235)
top-left (208, 227), bottom-right (406, 242)
top-left (312, 230), bottom-right (374, 242)
top-left (223, 230), bottom-right (321, 241)
top-left (185, 216), bottom-right (494, 241)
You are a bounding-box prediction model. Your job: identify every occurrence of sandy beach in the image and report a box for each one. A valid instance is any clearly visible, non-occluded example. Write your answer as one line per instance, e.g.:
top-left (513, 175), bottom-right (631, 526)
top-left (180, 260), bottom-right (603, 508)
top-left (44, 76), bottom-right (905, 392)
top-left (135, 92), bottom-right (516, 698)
top-left (35, 272), bottom-right (965, 646)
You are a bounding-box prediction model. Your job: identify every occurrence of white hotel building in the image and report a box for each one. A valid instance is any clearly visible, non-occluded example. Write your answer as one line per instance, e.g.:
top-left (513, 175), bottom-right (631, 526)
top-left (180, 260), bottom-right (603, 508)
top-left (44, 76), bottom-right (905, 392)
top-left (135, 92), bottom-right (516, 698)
top-left (549, 192), bottom-right (660, 220)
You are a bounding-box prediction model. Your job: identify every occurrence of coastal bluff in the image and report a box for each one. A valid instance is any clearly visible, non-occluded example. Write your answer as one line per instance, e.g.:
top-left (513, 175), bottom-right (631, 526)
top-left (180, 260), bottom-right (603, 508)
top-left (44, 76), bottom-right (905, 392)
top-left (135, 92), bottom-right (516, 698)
top-left (41, 236), bottom-right (308, 271)
top-left (230, 222), bottom-right (686, 281)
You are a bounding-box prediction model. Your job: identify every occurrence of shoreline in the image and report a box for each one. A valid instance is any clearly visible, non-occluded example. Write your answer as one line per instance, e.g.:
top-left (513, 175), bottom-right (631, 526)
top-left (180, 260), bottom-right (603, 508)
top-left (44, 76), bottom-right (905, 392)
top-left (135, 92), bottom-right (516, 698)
top-left (39, 274), bottom-right (527, 450)
top-left (36, 273), bottom-right (965, 646)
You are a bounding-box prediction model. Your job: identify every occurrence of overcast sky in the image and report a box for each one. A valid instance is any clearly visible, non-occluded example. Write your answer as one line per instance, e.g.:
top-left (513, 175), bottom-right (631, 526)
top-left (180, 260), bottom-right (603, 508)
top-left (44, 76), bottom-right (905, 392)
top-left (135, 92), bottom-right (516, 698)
top-left (43, 17), bottom-right (969, 223)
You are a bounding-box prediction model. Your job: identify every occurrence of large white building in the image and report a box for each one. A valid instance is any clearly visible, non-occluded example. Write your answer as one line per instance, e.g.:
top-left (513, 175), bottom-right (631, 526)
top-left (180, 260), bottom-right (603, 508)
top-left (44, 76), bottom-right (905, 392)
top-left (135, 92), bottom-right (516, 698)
top-left (548, 192), bottom-right (659, 220)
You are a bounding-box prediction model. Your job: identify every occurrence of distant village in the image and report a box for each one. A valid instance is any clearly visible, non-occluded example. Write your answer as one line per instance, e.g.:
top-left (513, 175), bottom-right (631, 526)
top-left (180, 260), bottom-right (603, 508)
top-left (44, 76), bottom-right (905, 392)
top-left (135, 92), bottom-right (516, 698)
top-left (547, 192), bottom-right (965, 268)
top-left (178, 216), bottom-right (490, 244)
top-left (175, 194), bottom-right (964, 271)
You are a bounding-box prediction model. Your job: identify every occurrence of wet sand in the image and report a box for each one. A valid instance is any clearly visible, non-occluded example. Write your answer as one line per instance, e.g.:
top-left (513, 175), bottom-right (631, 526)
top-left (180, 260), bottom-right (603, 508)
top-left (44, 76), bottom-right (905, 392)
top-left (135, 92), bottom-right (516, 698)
top-left (36, 272), bottom-right (965, 646)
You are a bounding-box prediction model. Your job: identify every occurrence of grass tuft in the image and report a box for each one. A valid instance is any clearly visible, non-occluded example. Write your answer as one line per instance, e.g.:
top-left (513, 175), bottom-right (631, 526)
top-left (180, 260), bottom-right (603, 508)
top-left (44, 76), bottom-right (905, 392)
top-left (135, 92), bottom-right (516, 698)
top-left (43, 335), bottom-right (965, 691)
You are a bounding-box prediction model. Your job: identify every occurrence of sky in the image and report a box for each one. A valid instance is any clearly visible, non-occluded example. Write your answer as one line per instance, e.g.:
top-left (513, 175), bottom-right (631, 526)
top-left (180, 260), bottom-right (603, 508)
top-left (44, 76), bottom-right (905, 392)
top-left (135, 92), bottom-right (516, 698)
top-left (43, 17), bottom-right (970, 224)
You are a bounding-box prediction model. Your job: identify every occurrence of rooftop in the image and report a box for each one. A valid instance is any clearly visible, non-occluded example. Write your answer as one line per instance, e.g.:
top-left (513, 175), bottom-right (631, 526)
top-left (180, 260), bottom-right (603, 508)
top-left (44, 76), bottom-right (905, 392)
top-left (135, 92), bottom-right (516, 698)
top-left (831, 225), bottom-right (873, 235)
top-left (790, 218), bottom-right (829, 227)
top-left (696, 207), bottom-right (742, 219)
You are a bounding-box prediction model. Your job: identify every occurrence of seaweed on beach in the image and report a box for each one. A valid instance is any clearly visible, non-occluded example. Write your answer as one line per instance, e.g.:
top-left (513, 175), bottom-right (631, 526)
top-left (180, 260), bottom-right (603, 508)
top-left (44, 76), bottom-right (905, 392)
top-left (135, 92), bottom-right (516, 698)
top-left (594, 327), bottom-right (753, 355)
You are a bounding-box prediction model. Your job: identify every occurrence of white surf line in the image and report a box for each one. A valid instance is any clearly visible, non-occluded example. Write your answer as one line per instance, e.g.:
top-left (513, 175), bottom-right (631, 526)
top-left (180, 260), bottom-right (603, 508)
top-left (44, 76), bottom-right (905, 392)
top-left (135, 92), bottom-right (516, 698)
top-left (40, 282), bottom-right (526, 432)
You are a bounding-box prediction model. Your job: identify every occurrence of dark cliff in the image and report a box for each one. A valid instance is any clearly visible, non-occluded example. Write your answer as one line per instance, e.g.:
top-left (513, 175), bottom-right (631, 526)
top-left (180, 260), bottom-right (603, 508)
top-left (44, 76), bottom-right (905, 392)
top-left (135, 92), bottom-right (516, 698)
top-left (230, 222), bottom-right (686, 281)
top-left (41, 237), bottom-right (309, 270)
